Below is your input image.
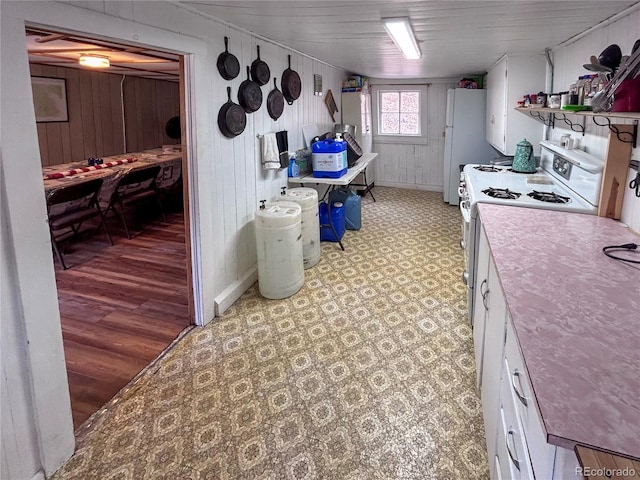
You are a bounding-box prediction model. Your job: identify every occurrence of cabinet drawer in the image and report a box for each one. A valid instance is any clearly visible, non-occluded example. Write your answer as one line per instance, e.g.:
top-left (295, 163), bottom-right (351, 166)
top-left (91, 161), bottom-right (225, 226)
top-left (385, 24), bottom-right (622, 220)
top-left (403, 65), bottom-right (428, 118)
top-left (505, 321), bottom-right (555, 479)
top-left (497, 405), bottom-right (534, 480)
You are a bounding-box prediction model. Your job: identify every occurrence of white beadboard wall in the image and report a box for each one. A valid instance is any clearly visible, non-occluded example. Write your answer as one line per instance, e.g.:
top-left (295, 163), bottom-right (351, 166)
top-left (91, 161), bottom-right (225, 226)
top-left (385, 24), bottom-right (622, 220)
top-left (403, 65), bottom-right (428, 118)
top-left (370, 79), bottom-right (456, 191)
top-left (1, 1), bottom-right (344, 478)
top-left (550, 7), bottom-right (640, 232)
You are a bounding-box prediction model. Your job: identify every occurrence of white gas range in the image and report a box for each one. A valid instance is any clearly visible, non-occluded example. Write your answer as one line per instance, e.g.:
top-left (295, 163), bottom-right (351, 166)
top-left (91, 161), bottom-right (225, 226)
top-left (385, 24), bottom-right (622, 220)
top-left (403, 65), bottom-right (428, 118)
top-left (459, 141), bottom-right (605, 323)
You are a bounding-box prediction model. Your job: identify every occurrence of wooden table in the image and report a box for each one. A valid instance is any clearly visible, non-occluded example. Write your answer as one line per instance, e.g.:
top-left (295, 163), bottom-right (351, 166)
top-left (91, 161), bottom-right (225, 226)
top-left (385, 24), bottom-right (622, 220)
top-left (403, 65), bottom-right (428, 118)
top-left (43, 148), bottom-right (182, 195)
top-left (287, 152), bottom-right (377, 201)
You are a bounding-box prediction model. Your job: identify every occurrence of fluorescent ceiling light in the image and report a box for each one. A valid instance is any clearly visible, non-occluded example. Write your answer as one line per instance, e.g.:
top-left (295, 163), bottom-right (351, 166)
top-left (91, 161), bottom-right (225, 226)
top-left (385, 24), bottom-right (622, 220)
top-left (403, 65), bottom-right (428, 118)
top-left (382, 17), bottom-right (421, 60)
top-left (79, 55), bottom-right (110, 68)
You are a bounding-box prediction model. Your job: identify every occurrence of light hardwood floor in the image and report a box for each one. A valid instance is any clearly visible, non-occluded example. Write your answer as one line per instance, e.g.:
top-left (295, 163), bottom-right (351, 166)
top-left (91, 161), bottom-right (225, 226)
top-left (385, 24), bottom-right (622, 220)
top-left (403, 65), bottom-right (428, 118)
top-left (53, 207), bottom-right (191, 429)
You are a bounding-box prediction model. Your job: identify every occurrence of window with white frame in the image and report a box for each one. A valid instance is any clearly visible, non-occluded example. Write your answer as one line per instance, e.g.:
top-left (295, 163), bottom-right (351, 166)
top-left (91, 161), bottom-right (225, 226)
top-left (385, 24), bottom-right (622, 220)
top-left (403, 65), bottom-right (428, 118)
top-left (378, 90), bottom-right (421, 136)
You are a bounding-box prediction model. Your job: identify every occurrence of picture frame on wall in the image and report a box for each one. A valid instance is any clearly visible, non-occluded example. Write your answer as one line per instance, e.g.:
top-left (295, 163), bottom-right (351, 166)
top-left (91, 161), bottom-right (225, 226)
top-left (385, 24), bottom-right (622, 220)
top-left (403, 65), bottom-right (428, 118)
top-left (31, 76), bottom-right (68, 122)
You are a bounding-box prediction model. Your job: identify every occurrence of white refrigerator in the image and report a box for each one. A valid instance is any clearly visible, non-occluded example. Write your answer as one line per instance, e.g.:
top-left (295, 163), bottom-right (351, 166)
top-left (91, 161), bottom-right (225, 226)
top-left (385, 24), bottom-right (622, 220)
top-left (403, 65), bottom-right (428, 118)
top-left (443, 88), bottom-right (495, 205)
top-left (341, 91), bottom-right (373, 191)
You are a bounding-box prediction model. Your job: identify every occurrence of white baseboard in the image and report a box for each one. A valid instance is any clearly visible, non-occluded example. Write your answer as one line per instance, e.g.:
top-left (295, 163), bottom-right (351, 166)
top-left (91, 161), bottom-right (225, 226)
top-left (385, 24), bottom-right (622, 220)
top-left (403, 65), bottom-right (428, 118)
top-left (214, 266), bottom-right (258, 316)
top-left (31, 471), bottom-right (45, 480)
top-left (374, 181), bottom-right (442, 192)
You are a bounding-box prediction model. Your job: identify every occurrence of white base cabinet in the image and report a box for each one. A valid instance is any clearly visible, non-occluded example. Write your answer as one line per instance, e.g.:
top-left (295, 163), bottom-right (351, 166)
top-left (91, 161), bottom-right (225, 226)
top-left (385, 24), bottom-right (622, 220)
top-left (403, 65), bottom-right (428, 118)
top-left (474, 224), bottom-right (508, 475)
top-left (474, 225), bottom-right (581, 480)
top-left (485, 54), bottom-right (546, 156)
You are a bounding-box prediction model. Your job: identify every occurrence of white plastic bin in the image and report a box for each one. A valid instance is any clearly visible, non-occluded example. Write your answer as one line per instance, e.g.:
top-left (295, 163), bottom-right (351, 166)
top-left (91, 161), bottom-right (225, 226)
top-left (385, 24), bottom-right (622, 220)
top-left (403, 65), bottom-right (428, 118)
top-left (279, 188), bottom-right (320, 269)
top-left (255, 201), bottom-right (304, 299)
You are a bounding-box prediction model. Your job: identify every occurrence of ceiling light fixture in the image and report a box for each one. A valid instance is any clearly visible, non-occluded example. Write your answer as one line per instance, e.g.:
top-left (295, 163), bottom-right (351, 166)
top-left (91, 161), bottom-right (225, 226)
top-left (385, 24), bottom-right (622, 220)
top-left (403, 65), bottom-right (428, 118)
top-left (79, 54), bottom-right (110, 68)
top-left (382, 17), bottom-right (421, 60)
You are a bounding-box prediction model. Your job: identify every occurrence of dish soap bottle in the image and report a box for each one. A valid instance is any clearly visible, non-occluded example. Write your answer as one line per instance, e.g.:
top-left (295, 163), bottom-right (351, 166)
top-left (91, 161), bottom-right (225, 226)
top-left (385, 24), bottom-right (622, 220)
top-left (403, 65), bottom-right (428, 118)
top-left (287, 154), bottom-right (299, 178)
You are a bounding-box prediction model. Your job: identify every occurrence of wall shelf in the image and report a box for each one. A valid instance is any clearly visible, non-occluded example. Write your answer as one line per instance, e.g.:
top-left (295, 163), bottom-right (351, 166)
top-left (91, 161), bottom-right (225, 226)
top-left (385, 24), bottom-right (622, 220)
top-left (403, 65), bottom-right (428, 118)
top-left (515, 107), bottom-right (639, 147)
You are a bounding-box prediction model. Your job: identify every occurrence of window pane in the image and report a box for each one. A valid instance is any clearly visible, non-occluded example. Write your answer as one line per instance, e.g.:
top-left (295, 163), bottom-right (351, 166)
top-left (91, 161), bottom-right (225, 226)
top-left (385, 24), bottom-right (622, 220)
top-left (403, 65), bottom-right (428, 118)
top-left (401, 92), bottom-right (419, 113)
top-left (380, 113), bottom-right (399, 134)
top-left (400, 113), bottom-right (419, 135)
top-left (380, 92), bottom-right (399, 113)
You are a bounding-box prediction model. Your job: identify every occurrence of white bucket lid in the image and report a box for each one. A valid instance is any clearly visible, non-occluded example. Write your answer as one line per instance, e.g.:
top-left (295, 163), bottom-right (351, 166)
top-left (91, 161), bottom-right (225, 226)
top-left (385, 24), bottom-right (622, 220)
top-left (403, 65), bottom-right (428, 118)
top-left (256, 201), bottom-right (301, 227)
top-left (280, 187), bottom-right (318, 209)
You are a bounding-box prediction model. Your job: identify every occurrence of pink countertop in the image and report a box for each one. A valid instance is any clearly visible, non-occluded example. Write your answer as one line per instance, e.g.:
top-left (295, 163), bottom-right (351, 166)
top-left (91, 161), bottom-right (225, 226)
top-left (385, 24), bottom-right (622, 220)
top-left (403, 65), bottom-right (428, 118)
top-left (478, 203), bottom-right (640, 459)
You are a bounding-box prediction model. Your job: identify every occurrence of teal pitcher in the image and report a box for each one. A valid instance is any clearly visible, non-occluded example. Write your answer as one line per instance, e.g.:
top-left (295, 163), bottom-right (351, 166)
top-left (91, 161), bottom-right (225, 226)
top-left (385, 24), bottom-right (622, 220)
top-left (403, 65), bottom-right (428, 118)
top-left (512, 139), bottom-right (536, 173)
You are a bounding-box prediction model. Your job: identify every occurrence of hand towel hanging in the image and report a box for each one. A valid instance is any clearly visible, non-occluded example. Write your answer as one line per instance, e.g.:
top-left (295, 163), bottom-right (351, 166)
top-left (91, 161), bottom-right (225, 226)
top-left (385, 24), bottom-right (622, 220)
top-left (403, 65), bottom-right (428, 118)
top-left (261, 133), bottom-right (280, 170)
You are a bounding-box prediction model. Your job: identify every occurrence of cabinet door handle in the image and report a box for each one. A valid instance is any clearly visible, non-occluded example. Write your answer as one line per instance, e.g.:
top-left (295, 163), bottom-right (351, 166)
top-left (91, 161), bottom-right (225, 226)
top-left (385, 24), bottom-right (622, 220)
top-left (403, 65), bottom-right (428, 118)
top-left (511, 369), bottom-right (528, 406)
top-left (480, 279), bottom-right (488, 311)
top-left (506, 429), bottom-right (521, 471)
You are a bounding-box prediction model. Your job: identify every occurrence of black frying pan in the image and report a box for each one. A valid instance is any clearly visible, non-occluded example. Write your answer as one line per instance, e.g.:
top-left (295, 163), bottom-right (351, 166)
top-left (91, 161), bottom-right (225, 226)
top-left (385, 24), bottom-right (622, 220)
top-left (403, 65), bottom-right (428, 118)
top-left (238, 66), bottom-right (263, 113)
top-left (281, 55), bottom-right (301, 105)
top-left (217, 36), bottom-right (240, 80)
top-left (218, 87), bottom-right (246, 138)
top-left (267, 78), bottom-right (285, 121)
top-left (165, 116), bottom-right (181, 140)
top-left (251, 45), bottom-right (270, 86)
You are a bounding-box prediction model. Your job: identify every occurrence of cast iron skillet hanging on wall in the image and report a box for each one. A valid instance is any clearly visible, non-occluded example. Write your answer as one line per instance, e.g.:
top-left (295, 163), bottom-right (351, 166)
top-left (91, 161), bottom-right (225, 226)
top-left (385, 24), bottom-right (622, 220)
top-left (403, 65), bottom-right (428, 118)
top-left (217, 36), bottom-right (240, 80)
top-left (238, 66), bottom-right (263, 113)
top-left (267, 78), bottom-right (285, 121)
top-left (218, 87), bottom-right (246, 138)
top-left (281, 55), bottom-right (301, 105)
top-left (165, 116), bottom-right (181, 141)
top-left (250, 45), bottom-right (270, 86)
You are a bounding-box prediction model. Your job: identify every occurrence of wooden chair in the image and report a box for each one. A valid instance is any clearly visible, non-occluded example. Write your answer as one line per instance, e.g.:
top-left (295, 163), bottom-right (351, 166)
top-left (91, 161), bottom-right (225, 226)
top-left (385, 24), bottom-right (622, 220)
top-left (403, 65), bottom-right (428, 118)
top-left (46, 177), bottom-right (113, 270)
top-left (104, 165), bottom-right (165, 239)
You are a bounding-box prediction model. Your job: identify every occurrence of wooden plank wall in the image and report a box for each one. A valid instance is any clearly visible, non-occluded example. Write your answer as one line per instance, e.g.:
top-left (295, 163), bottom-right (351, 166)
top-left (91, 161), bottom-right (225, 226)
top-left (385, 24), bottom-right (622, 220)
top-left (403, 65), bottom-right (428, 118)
top-left (29, 64), bottom-right (179, 166)
top-left (123, 76), bottom-right (180, 152)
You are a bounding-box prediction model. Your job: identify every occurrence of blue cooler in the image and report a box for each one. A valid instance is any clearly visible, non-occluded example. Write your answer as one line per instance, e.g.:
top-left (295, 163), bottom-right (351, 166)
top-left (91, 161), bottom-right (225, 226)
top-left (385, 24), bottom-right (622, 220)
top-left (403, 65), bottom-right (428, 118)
top-left (329, 188), bottom-right (361, 230)
top-left (312, 139), bottom-right (347, 178)
top-left (319, 201), bottom-right (345, 242)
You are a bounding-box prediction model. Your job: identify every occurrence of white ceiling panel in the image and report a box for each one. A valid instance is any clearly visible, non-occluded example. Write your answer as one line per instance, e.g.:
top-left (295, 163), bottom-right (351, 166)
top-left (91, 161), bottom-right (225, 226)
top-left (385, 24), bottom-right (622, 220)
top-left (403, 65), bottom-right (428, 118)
top-left (180, 0), bottom-right (639, 78)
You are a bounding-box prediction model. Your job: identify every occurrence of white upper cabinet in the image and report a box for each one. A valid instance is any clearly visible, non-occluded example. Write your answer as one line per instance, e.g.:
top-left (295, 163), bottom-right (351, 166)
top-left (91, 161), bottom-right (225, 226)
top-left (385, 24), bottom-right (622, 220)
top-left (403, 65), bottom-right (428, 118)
top-left (486, 55), bottom-right (546, 156)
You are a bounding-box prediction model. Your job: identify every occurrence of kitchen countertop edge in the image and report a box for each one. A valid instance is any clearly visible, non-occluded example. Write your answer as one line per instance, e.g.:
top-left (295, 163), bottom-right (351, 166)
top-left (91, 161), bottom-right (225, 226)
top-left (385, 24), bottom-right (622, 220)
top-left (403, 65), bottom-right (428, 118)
top-left (478, 203), bottom-right (640, 460)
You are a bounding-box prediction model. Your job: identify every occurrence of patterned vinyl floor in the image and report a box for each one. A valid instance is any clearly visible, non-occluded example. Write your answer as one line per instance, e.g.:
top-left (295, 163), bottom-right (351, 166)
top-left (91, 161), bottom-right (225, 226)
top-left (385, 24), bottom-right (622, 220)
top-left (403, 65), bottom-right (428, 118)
top-left (52, 187), bottom-right (488, 480)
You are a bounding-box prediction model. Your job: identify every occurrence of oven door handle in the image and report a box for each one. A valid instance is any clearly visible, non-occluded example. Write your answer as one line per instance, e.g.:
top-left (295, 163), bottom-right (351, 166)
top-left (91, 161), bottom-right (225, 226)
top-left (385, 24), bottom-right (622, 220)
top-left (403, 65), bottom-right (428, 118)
top-left (459, 203), bottom-right (471, 223)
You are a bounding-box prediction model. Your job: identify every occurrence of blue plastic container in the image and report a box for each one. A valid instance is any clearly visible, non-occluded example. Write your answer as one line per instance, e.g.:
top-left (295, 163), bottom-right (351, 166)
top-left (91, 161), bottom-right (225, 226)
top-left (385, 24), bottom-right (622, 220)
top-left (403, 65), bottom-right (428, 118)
top-left (329, 188), bottom-right (361, 230)
top-left (319, 201), bottom-right (345, 242)
top-left (312, 139), bottom-right (347, 178)
top-left (287, 157), bottom-right (300, 178)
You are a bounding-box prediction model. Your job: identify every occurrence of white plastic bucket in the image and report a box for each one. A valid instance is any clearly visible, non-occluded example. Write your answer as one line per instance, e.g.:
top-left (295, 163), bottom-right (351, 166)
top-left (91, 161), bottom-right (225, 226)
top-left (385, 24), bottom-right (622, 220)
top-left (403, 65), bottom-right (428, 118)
top-left (255, 201), bottom-right (304, 299)
top-left (279, 188), bottom-right (320, 269)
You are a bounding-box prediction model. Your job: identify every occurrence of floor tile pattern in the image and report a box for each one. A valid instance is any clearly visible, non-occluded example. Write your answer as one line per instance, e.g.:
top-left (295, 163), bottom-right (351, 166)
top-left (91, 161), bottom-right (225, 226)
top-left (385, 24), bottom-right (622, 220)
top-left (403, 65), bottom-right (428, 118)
top-left (52, 187), bottom-right (488, 479)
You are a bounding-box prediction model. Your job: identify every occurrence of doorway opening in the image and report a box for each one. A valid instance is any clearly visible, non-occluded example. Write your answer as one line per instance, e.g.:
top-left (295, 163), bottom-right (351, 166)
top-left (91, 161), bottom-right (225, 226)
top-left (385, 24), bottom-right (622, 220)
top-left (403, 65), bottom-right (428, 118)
top-left (27, 26), bottom-right (194, 429)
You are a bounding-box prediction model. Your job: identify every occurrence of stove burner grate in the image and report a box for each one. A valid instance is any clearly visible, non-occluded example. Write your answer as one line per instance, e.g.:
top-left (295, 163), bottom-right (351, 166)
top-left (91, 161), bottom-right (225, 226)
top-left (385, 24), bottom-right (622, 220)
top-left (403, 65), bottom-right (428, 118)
top-left (527, 190), bottom-right (571, 203)
top-left (474, 165), bottom-right (502, 172)
top-left (482, 187), bottom-right (522, 199)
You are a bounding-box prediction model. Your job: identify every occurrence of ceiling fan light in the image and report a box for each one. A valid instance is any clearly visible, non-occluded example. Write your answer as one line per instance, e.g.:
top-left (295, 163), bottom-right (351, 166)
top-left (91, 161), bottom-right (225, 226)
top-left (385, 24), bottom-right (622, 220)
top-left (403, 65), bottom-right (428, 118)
top-left (79, 55), bottom-right (110, 68)
top-left (382, 17), bottom-right (421, 60)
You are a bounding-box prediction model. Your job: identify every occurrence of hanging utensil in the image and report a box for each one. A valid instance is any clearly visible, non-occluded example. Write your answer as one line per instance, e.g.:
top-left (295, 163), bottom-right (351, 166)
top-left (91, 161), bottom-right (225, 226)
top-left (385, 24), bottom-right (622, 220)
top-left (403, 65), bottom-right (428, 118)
top-left (218, 87), bottom-right (246, 138)
top-left (217, 36), bottom-right (240, 80)
top-left (251, 45), bottom-right (271, 86)
top-left (238, 66), bottom-right (263, 113)
top-left (267, 77), bottom-right (285, 121)
top-left (281, 55), bottom-right (301, 105)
